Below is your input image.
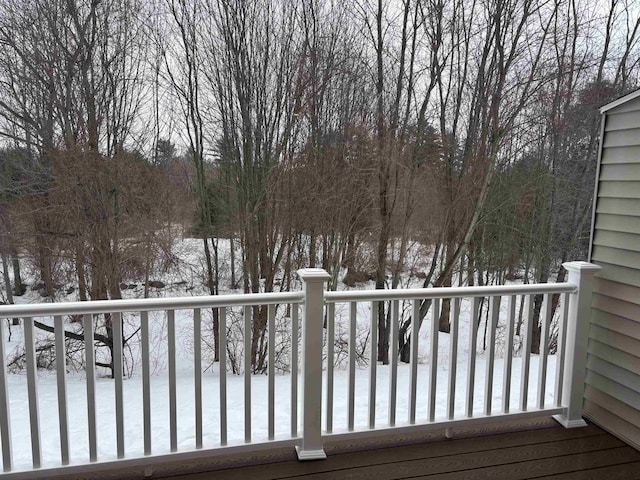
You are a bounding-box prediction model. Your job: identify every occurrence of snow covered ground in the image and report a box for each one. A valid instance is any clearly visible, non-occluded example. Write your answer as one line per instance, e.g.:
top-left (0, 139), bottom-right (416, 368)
top-left (0, 237), bottom-right (563, 471)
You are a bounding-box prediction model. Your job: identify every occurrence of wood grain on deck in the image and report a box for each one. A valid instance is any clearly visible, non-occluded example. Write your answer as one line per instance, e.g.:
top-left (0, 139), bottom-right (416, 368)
top-left (163, 421), bottom-right (640, 480)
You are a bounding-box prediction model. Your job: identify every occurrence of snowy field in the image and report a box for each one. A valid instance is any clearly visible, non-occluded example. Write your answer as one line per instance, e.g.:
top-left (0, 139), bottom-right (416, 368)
top-left (0, 238), bottom-right (563, 471)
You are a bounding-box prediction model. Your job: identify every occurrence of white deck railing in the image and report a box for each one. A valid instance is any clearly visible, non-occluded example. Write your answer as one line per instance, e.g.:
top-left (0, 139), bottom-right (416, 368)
top-left (0, 261), bottom-right (599, 478)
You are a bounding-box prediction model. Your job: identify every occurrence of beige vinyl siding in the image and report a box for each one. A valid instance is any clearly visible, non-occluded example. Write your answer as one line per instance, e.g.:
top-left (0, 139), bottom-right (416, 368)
top-left (592, 295), bottom-right (637, 324)
top-left (584, 386), bottom-right (640, 447)
top-left (603, 128), bottom-right (640, 148)
top-left (599, 163), bottom-right (640, 180)
top-left (583, 399), bottom-right (640, 449)
top-left (592, 230), bottom-right (640, 250)
top-left (588, 367), bottom-right (639, 406)
top-left (588, 325), bottom-right (640, 364)
top-left (587, 94), bottom-right (640, 450)
top-left (591, 262), bottom-right (640, 287)
top-left (585, 387), bottom-right (640, 426)
top-left (591, 309), bottom-right (640, 339)
top-left (594, 213), bottom-right (640, 233)
top-left (592, 279), bottom-right (640, 306)
top-left (591, 246), bottom-right (640, 269)
top-left (596, 198), bottom-right (640, 216)
top-left (601, 145), bottom-right (640, 164)
top-left (586, 370), bottom-right (640, 410)
top-left (605, 111), bottom-right (640, 131)
top-left (588, 340), bottom-right (640, 376)
top-left (597, 182), bottom-right (640, 198)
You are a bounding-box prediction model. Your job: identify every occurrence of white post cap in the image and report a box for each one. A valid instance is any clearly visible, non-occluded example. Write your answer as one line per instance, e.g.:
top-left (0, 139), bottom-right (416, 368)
top-left (562, 261), bottom-right (601, 273)
top-left (297, 268), bottom-right (331, 282)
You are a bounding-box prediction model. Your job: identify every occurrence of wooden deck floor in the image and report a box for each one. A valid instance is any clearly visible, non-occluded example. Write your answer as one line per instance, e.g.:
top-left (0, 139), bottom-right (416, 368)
top-left (54, 418), bottom-right (640, 480)
top-left (168, 421), bottom-right (640, 480)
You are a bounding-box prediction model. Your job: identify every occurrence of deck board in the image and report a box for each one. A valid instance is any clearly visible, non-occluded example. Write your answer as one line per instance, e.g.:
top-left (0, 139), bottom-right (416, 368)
top-left (284, 437), bottom-right (626, 479)
top-left (164, 422), bottom-right (640, 480)
top-left (52, 419), bottom-right (640, 480)
top-left (533, 461), bottom-right (640, 480)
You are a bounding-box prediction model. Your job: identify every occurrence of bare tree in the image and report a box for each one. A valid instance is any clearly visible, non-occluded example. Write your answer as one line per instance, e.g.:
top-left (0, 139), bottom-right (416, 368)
top-left (395, 0), bottom-right (561, 361)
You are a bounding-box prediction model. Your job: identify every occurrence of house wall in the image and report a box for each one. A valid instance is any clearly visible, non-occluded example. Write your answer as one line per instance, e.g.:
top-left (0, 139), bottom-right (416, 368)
top-left (588, 94), bottom-right (640, 450)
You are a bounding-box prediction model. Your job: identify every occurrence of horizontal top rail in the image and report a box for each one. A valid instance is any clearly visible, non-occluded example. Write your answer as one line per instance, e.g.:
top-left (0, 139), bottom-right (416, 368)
top-left (0, 291), bottom-right (304, 319)
top-left (0, 282), bottom-right (577, 318)
top-left (324, 282), bottom-right (577, 303)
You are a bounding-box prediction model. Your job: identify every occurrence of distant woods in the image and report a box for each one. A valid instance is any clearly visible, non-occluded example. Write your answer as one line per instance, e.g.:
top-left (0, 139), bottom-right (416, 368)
top-left (0, 0), bottom-right (639, 371)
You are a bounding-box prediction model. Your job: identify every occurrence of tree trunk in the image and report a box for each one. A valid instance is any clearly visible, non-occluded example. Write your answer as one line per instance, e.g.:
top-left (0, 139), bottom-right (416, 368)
top-left (309, 230), bottom-right (317, 268)
top-left (10, 251), bottom-right (25, 296)
top-left (76, 243), bottom-right (88, 302)
top-left (531, 293), bottom-right (543, 355)
top-left (2, 251), bottom-right (13, 305)
top-left (1, 252), bottom-right (18, 325)
top-left (551, 257), bottom-right (568, 320)
top-left (230, 235), bottom-right (236, 289)
top-left (203, 237), bottom-right (219, 362)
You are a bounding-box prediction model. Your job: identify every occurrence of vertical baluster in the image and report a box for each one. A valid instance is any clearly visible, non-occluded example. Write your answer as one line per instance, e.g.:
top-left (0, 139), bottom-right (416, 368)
top-left (388, 300), bottom-right (399, 427)
top-left (325, 303), bottom-right (334, 434)
top-left (537, 294), bottom-right (552, 409)
top-left (0, 315), bottom-right (13, 472)
top-left (112, 312), bottom-right (125, 459)
top-left (83, 314), bottom-right (100, 462)
top-left (447, 298), bottom-right (460, 421)
top-left (369, 301), bottom-right (378, 429)
top-left (194, 309), bottom-right (203, 448)
top-left (54, 315), bottom-right (69, 465)
top-left (502, 296), bottom-right (516, 414)
top-left (167, 310), bottom-right (177, 452)
top-left (24, 318), bottom-right (41, 468)
top-left (84, 315), bottom-right (98, 461)
top-left (140, 311), bottom-right (151, 456)
top-left (428, 299), bottom-right (440, 422)
top-left (466, 298), bottom-right (480, 418)
top-left (554, 293), bottom-right (569, 408)
top-left (290, 305), bottom-right (298, 438)
top-left (219, 307), bottom-right (228, 446)
top-left (244, 305), bottom-right (252, 443)
top-left (484, 296), bottom-right (500, 416)
top-left (347, 302), bottom-right (356, 431)
top-left (408, 300), bottom-right (419, 424)
top-left (520, 295), bottom-right (534, 412)
top-left (268, 304), bottom-right (276, 440)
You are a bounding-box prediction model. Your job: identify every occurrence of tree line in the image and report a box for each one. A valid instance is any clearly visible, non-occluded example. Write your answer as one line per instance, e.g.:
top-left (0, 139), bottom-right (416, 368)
top-left (0, 0), bottom-right (639, 374)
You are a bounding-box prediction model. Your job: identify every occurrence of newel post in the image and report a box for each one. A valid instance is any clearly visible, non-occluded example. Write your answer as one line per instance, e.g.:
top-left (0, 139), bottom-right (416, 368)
top-left (553, 261), bottom-right (601, 428)
top-left (296, 268), bottom-right (331, 460)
